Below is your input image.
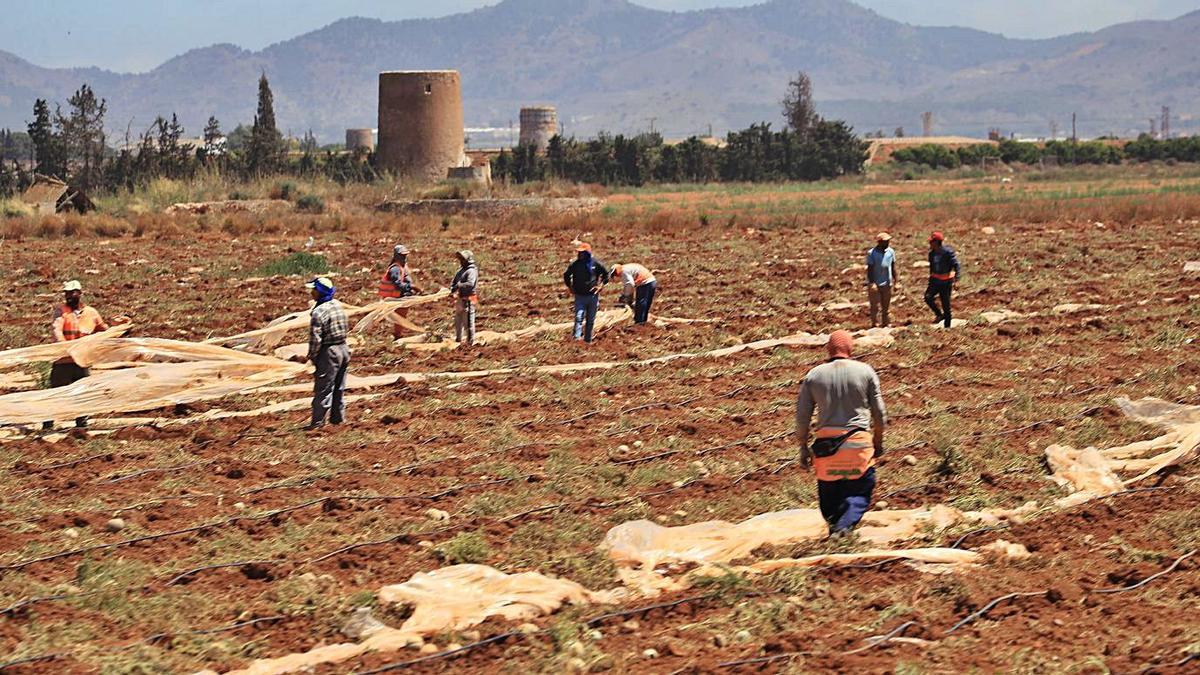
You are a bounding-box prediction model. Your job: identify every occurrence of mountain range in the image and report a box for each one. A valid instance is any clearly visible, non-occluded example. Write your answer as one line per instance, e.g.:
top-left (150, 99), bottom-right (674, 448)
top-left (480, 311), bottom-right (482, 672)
top-left (1, 0), bottom-right (1197, 144)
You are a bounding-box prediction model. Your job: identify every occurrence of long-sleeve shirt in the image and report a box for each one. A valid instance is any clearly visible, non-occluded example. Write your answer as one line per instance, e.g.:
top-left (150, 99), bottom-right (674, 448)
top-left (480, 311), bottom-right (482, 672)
top-left (563, 258), bottom-right (610, 295)
top-left (928, 245), bottom-right (960, 281)
top-left (308, 300), bottom-right (348, 362)
top-left (795, 359), bottom-right (886, 438)
top-left (617, 263), bottom-right (656, 295)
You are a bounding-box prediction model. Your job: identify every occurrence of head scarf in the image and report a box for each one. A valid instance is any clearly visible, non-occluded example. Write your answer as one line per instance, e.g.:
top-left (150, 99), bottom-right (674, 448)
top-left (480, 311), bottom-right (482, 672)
top-left (311, 278), bottom-right (336, 304)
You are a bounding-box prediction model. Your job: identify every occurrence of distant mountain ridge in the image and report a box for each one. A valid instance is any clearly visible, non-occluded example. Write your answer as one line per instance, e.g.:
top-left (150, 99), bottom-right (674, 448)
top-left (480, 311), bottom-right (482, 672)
top-left (0, 0), bottom-right (1197, 143)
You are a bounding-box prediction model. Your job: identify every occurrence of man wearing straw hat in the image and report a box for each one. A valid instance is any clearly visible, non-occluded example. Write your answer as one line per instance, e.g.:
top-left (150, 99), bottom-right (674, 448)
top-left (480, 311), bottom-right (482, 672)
top-left (865, 232), bottom-right (898, 328)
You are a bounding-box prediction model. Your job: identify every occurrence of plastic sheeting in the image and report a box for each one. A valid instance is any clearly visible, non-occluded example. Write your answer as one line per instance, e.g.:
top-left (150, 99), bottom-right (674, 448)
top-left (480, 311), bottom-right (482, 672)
top-left (0, 337), bottom-right (305, 426)
top-left (377, 564), bottom-right (622, 633)
top-left (211, 565), bottom-right (620, 675)
top-left (0, 323), bottom-right (132, 369)
top-left (601, 504), bottom-right (1035, 594)
top-left (1046, 397), bottom-right (1200, 505)
top-left (204, 291), bottom-right (449, 353)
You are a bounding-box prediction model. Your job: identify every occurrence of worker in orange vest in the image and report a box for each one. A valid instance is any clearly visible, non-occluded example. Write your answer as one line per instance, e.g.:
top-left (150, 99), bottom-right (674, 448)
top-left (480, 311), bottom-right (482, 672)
top-left (378, 244), bottom-right (422, 339)
top-left (45, 280), bottom-right (126, 429)
top-left (796, 330), bottom-right (887, 536)
top-left (611, 263), bottom-right (657, 324)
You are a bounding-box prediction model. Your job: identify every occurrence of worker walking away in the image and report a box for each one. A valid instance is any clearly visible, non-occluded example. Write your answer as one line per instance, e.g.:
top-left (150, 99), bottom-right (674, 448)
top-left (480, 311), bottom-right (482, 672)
top-left (796, 330), bottom-right (887, 536)
top-left (612, 263), bottom-right (657, 325)
top-left (45, 280), bottom-right (122, 429)
top-left (378, 244), bottom-right (422, 339)
top-left (300, 277), bottom-right (350, 430)
top-left (450, 250), bottom-right (479, 346)
top-left (563, 243), bottom-right (610, 343)
top-left (865, 233), bottom-right (898, 328)
top-left (924, 231), bottom-right (960, 328)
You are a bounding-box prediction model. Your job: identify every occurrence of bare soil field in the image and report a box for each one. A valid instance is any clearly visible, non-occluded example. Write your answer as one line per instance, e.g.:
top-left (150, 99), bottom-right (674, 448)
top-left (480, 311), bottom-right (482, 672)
top-left (2, 172), bottom-right (1200, 674)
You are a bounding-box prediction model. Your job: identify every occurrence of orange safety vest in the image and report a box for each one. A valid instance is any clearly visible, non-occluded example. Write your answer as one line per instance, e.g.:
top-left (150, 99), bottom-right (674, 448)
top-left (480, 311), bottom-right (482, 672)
top-left (58, 305), bottom-right (102, 341)
top-left (813, 426), bottom-right (875, 482)
top-left (378, 265), bottom-right (407, 299)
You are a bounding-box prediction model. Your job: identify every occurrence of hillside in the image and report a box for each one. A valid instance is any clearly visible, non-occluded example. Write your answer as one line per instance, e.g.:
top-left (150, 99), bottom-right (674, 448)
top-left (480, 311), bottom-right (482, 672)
top-left (0, 0), bottom-right (1196, 142)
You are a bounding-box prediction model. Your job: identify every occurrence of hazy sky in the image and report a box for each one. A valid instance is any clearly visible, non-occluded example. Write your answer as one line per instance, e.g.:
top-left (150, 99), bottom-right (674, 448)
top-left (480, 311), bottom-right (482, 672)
top-left (4, 0), bottom-right (1197, 72)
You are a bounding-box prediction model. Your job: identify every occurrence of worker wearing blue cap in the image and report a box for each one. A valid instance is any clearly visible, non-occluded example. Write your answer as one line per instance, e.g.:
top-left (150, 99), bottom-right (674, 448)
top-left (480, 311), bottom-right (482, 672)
top-left (299, 277), bottom-right (350, 430)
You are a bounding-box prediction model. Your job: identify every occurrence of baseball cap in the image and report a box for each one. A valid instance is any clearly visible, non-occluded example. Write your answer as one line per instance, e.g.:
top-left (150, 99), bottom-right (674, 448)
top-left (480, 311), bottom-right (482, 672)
top-left (62, 280), bottom-right (83, 292)
top-left (876, 232), bottom-right (892, 241)
top-left (929, 231), bottom-right (945, 242)
top-left (393, 244), bottom-right (410, 256)
top-left (611, 264), bottom-right (624, 275)
top-left (576, 242), bottom-right (592, 252)
top-left (305, 276), bottom-right (334, 291)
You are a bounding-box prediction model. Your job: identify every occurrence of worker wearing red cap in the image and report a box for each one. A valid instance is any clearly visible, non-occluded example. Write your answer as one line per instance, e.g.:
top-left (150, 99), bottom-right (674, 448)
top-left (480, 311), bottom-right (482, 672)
top-left (562, 243), bottom-right (610, 343)
top-left (924, 232), bottom-right (960, 328)
top-left (796, 330), bottom-right (887, 536)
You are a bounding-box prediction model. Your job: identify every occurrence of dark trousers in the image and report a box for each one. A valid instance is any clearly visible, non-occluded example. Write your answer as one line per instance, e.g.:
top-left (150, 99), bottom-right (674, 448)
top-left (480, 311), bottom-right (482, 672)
top-left (633, 282), bottom-right (657, 324)
top-left (817, 467), bottom-right (876, 534)
top-left (924, 279), bottom-right (953, 327)
top-left (312, 343), bottom-right (350, 427)
top-left (44, 362), bottom-right (90, 429)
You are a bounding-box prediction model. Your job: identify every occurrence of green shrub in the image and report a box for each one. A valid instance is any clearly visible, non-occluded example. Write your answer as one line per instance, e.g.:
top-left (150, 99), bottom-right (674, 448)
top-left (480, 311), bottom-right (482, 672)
top-left (252, 251), bottom-right (329, 277)
top-left (0, 199), bottom-right (32, 218)
top-left (434, 532), bottom-right (491, 565)
top-left (296, 194), bottom-right (325, 213)
top-left (272, 181), bottom-right (298, 201)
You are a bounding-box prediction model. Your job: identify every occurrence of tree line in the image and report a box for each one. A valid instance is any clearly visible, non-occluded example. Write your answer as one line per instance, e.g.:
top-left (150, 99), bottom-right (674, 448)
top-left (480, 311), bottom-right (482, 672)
top-left (0, 74), bottom-right (378, 199)
top-left (492, 73), bottom-right (868, 186)
top-left (890, 135), bottom-right (1200, 170)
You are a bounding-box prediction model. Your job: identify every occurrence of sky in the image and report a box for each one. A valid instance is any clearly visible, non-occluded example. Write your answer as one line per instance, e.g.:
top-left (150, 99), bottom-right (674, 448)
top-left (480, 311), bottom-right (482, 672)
top-left (3, 0), bottom-right (1198, 72)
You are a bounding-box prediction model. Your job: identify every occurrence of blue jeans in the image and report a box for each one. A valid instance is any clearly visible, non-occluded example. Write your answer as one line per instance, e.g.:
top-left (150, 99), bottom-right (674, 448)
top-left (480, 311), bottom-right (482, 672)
top-left (573, 294), bottom-right (599, 342)
top-left (634, 281), bottom-right (657, 324)
top-left (817, 467), bottom-right (876, 534)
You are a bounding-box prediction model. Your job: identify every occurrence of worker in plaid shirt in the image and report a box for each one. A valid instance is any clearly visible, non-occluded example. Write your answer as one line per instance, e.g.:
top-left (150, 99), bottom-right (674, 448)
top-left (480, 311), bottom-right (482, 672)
top-left (300, 277), bottom-right (350, 430)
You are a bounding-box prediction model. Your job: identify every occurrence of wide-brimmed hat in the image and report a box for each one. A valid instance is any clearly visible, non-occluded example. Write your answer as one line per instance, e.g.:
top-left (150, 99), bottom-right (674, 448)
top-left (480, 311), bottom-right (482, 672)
top-left (876, 232), bottom-right (892, 242)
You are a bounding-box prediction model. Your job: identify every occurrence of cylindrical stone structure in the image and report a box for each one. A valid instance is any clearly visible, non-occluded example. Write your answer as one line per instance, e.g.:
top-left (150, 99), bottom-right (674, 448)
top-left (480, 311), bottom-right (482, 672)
top-left (345, 128), bottom-right (374, 152)
top-left (519, 106), bottom-right (558, 151)
top-left (377, 71), bottom-right (465, 182)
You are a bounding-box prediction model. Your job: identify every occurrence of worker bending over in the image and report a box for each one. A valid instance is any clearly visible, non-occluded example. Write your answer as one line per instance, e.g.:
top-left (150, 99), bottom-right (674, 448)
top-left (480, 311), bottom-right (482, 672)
top-left (378, 244), bottom-right (422, 339)
top-left (450, 250), bottom-right (479, 346)
top-left (924, 231), bottom-right (960, 328)
top-left (612, 263), bottom-right (657, 324)
top-left (865, 232), bottom-right (898, 328)
top-left (302, 277), bottom-right (350, 430)
top-left (563, 243), bottom-right (610, 343)
top-left (45, 280), bottom-right (125, 429)
top-left (796, 330), bottom-right (887, 536)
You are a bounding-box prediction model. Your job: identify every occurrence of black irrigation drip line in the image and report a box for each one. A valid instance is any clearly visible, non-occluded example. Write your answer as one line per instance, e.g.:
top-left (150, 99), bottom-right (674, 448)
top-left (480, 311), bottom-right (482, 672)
top-left (0, 615), bottom-right (287, 670)
top-left (944, 591), bottom-right (1049, 634)
top-left (1093, 550), bottom-right (1197, 595)
top-left (0, 651), bottom-right (69, 669)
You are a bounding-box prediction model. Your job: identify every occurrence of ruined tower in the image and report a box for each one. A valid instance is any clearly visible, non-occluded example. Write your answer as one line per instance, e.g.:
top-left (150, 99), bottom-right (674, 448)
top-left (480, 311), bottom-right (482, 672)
top-left (345, 128), bottom-right (375, 152)
top-left (519, 106), bottom-right (558, 151)
top-left (377, 71), bottom-right (465, 182)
